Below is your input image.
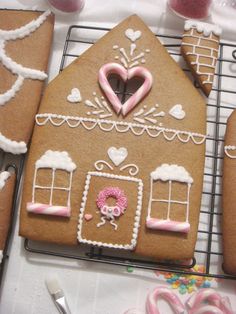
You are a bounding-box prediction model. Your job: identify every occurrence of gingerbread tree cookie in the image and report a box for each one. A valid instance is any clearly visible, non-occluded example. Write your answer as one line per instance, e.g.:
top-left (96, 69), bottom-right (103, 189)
top-left (20, 15), bottom-right (206, 260)
top-left (0, 9), bottom-right (54, 154)
top-left (181, 20), bottom-right (221, 96)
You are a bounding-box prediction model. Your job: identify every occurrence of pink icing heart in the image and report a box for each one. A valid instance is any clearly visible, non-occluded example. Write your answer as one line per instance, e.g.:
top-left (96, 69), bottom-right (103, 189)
top-left (84, 214), bottom-right (93, 221)
top-left (98, 63), bottom-right (153, 116)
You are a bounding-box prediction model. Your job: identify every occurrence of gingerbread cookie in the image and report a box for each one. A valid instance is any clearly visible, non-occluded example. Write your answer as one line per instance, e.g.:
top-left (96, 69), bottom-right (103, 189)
top-left (0, 171), bottom-right (16, 263)
top-left (0, 9), bottom-right (54, 154)
top-left (222, 110), bottom-right (236, 275)
top-left (20, 15), bottom-right (206, 260)
top-left (181, 20), bottom-right (221, 96)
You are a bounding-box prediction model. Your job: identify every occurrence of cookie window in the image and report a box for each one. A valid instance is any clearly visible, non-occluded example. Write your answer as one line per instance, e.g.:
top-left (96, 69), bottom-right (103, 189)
top-left (26, 150), bottom-right (76, 217)
top-left (146, 164), bottom-right (193, 233)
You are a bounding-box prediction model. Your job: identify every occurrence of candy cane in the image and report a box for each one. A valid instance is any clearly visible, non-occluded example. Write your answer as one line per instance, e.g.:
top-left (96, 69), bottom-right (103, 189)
top-left (122, 66), bottom-right (153, 116)
top-left (191, 305), bottom-right (224, 314)
top-left (27, 202), bottom-right (71, 217)
top-left (146, 218), bottom-right (190, 233)
top-left (98, 63), bottom-right (153, 117)
top-left (187, 289), bottom-right (233, 314)
top-left (146, 286), bottom-right (185, 314)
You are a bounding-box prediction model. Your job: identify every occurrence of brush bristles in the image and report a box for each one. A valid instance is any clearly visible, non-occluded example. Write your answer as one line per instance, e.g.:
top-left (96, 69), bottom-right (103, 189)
top-left (45, 276), bottom-right (63, 296)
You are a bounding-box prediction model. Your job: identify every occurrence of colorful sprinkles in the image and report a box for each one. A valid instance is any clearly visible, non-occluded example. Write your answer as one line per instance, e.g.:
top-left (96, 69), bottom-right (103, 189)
top-left (156, 265), bottom-right (215, 295)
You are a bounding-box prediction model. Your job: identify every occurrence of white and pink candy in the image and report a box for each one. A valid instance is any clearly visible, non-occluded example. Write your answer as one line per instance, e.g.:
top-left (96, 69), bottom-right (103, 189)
top-left (98, 63), bottom-right (153, 116)
top-left (27, 202), bottom-right (71, 217)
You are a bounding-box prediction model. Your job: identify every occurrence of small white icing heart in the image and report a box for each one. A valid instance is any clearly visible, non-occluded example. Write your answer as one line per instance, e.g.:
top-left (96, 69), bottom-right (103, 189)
top-left (67, 88), bottom-right (82, 103)
top-left (125, 28), bottom-right (142, 42)
top-left (108, 147), bottom-right (128, 166)
top-left (169, 104), bottom-right (186, 120)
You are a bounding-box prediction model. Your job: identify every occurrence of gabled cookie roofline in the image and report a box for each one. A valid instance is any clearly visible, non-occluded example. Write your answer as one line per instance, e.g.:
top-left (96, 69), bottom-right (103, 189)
top-left (35, 113), bottom-right (207, 145)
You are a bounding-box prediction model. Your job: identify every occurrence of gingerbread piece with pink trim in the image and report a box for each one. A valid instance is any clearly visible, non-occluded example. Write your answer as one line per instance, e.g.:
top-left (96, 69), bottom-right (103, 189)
top-left (20, 15), bottom-right (206, 259)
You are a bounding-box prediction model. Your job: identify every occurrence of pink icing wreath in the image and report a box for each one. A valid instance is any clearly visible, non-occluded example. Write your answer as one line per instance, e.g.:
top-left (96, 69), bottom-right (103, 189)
top-left (96, 187), bottom-right (128, 217)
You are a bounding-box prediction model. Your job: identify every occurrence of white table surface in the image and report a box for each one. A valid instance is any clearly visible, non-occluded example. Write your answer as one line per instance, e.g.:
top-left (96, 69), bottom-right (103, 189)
top-left (1, 1), bottom-right (236, 313)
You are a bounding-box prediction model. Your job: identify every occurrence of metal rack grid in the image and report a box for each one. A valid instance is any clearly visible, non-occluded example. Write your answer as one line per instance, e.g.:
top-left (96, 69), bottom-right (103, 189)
top-left (24, 25), bottom-right (236, 280)
top-left (0, 152), bottom-right (21, 289)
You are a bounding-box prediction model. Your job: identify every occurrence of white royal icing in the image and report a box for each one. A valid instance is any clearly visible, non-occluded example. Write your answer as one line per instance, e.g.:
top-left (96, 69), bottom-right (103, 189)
top-left (0, 10), bottom-right (51, 106)
top-left (0, 171), bottom-right (11, 190)
top-left (224, 145), bottom-right (236, 159)
top-left (108, 147), bottom-right (128, 166)
top-left (125, 29), bottom-right (142, 42)
top-left (133, 105), bottom-right (165, 125)
top-left (151, 164), bottom-right (193, 183)
top-left (169, 104), bottom-right (186, 120)
top-left (78, 171), bottom-right (143, 250)
top-left (184, 20), bottom-right (222, 37)
top-left (30, 151), bottom-right (76, 214)
top-left (35, 113), bottom-right (207, 145)
top-left (67, 88), bottom-right (82, 103)
top-left (182, 28), bottom-right (219, 86)
top-left (35, 150), bottom-right (76, 171)
top-left (0, 250), bottom-right (3, 263)
top-left (147, 164), bottom-right (193, 233)
top-left (0, 132), bottom-right (27, 154)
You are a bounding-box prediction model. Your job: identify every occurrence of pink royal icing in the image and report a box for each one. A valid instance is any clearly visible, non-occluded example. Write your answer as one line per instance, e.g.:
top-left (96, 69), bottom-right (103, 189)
top-left (97, 186), bottom-right (128, 216)
top-left (98, 63), bottom-right (153, 116)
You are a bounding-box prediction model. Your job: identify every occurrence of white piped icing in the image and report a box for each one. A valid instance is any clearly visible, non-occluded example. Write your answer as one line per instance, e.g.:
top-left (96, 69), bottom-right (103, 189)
top-left (0, 171), bottom-right (11, 190)
top-left (0, 250), bottom-right (2, 263)
top-left (67, 88), bottom-right (82, 103)
top-left (29, 150), bottom-right (76, 217)
top-left (0, 132), bottom-right (27, 154)
top-left (184, 20), bottom-right (222, 37)
top-left (147, 164), bottom-right (193, 233)
top-left (35, 113), bottom-right (207, 145)
top-left (0, 10), bottom-right (51, 106)
top-left (36, 150), bottom-right (76, 171)
top-left (151, 164), bottom-right (193, 184)
top-left (125, 29), bottom-right (142, 42)
top-left (182, 28), bottom-right (219, 86)
top-left (108, 147), bottom-right (128, 166)
top-left (169, 104), bottom-right (186, 120)
top-left (77, 171), bottom-right (143, 250)
top-left (224, 145), bottom-right (236, 159)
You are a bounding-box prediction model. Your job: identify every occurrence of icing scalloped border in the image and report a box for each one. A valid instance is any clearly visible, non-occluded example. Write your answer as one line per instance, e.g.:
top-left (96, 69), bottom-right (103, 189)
top-left (0, 132), bottom-right (27, 154)
top-left (77, 171), bottom-right (143, 250)
top-left (35, 113), bottom-right (206, 145)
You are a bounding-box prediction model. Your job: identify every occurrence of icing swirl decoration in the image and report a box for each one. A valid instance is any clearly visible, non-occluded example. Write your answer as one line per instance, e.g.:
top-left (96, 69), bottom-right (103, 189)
top-left (0, 10), bottom-right (51, 106)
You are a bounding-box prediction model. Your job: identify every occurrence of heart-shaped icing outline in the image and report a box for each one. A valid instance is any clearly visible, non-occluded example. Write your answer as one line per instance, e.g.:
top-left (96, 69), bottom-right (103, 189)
top-left (98, 63), bottom-right (153, 116)
top-left (107, 146), bottom-right (128, 166)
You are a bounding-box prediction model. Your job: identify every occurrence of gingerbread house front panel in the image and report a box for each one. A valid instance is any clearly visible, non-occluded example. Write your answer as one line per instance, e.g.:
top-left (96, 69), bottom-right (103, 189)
top-left (20, 15), bottom-right (206, 260)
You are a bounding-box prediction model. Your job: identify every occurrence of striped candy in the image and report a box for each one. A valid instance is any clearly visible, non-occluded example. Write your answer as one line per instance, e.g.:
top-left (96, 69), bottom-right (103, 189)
top-left (27, 202), bottom-right (71, 217)
top-left (98, 63), bottom-right (153, 116)
top-left (146, 286), bottom-right (185, 314)
top-left (187, 289), bottom-right (233, 314)
top-left (146, 218), bottom-right (190, 233)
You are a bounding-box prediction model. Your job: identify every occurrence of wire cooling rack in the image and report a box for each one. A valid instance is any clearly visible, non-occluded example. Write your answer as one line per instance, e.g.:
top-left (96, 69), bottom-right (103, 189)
top-left (24, 25), bottom-right (236, 280)
top-left (0, 151), bottom-right (21, 290)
